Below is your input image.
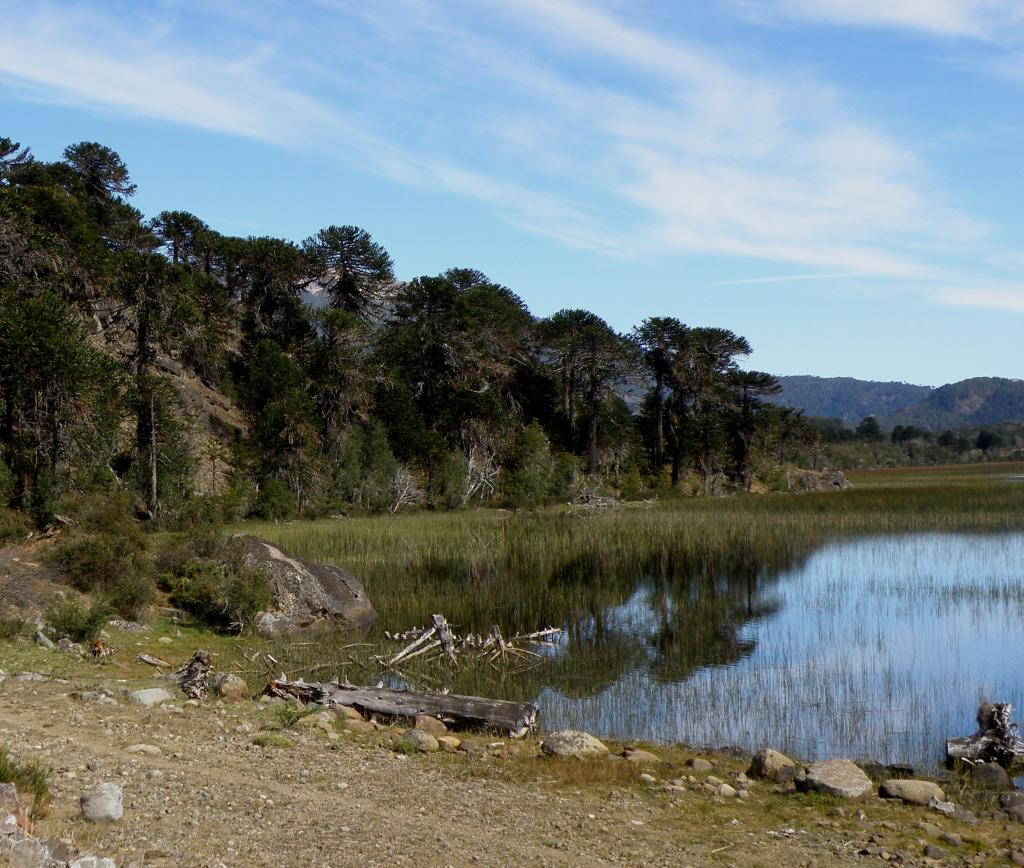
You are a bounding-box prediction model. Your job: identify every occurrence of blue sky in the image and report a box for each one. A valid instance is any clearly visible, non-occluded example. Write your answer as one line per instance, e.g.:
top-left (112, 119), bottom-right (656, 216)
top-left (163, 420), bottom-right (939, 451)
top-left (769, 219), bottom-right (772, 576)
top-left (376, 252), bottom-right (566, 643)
top-left (3, 0), bottom-right (1024, 386)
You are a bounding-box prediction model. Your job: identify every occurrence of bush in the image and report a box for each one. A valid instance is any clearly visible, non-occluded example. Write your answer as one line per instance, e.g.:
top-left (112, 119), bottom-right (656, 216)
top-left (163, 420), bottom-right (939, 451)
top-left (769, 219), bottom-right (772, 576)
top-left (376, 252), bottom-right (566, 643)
top-left (44, 598), bottom-right (110, 643)
top-left (0, 747), bottom-right (50, 820)
top-left (0, 462), bottom-right (14, 506)
top-left (47, 520), bottom-right (155, 619)
top-left (253, 479), bottom-right (294, 522)
top-left (0, 508), bottom-right (28, 544)
top-left (166, 547), bottom-right (272, 631)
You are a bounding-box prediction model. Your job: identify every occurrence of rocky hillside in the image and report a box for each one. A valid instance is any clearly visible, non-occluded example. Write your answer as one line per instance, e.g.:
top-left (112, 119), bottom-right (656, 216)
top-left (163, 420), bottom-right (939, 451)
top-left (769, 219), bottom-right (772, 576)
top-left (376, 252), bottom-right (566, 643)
top-left (769, 376), bottom-right (933, 426)
top-left (885, 377), bottom-right (1024, 430)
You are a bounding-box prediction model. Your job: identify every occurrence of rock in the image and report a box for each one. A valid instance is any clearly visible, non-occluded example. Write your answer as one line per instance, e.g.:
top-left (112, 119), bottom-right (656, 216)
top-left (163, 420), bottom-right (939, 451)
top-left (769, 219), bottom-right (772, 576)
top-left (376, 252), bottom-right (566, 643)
top-left (13, 672), bottom-right (46, 682)
top-left (879, 779), bottom-right (945, 806)
top-left (855, 760), bottom-right (914, 782)
top-left (799, 759), bottom-right (873, 799)
top-left (716, 783), bottom-right (737, 798)
top-left (938, 832), bottom-right (963, 848)
top-left (793, 470), bottom-right (851, 492)
top-left (748, 749), bottom-right (796, 784)
top-left (336, 705), bottom-right (364, 721)
top-left (236, 536), bottom-right (376, 637)
top-left (296, 712), bottom-right (335, 734)
top-left (923, 844), bottom-right (945, 860)
top-left (437, 736), bottom-right (461, 752)
top-left (341, 719), bottom-right (377, 734)
top-left (56, 637), bottom-right (84, 655)
top-left (129, 688), bottom-right (174, 708)
top-left (108, 619), bottom-right (150, 633)
top-left (1002, 792), bottom-right (1024, 811)
top-left (33, 630), bottom-right (54, 649)
top-left (928, 797), bottom-right (978, 824)
top-left (80, 783), bottom-right (123, 822)
top-left (70, 858), bottom-right (117, 868)
top-left (124, 744), bottom-right (162, 756)
top-left (414, 714), bottom-right (447, 735)
top-left (0, 783), bottom-right (30, 832)
top-left (394, 729), bottom-right (439, 754)
top-left (541, 730), bottom-right (609, 760)
top-left (211, 673), bottom-right (249, 702)
top-left (685, 757), bottom-right (714, 772)
top-left (970, 761), bottom-right (1010, 790)
top-left (623, 747), bottom-right (660, 765)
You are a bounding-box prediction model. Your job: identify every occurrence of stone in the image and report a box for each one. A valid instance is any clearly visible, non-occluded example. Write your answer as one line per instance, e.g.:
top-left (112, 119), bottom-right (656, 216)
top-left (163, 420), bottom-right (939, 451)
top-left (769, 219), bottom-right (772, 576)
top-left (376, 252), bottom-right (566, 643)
top-left (129, 688), bottom-right (173, 708)
top-left (0, 782), bottom-right (29, 832)
top-left (747, 749), bottom-right (796, 784)
top-left (924, 844), bottom-right (946, 860)
top-left (236, 536), bottom-right (376, 637)
top-left (799, 760), bottom-right (873, 799)
top-left (414, 714), bottom-right (447, 735)
top-left (928, 797), bottom-right (978, 824)
top-left (540, 730), bottom-right (609, 760)
top-left (80, 783), bottom-right (123, 822)
top-left (938, 832), bottom-right (963, 848)
top-left (394, 729), bottom-right (439, 754)
top-left (108, 619), bottom-right (150, 633)
top-left (970, 762), bottom-right (1010, 790)
top-left (716, 783), bottom-right (737, 798)
top-left (33, 630), bottom-right (54, 649)
top-left (623, 747), bottom-right (660, 765)
top-left (55, 637), bottom-right (84, 655)
top-left (342, 719), bottom-right (377, 734)
top-left (437, 736), bottom-right (461, 752)
top-left (211, 673), bottom-right (249, 702)
top-left (124, 744), bottom-right (162, 756)
top-left (855, 760), bottom-right (914, 782)
top-left (336, 705), bottom-right (364, 721)
top-left (70, 858), bottom-right (117, 868)
top-left (1003, 792), bottom-right (1024, 811)
top-left (879, 779), bottom-right (945, 806)
top-left (685, 757), bottom-right (714, 772)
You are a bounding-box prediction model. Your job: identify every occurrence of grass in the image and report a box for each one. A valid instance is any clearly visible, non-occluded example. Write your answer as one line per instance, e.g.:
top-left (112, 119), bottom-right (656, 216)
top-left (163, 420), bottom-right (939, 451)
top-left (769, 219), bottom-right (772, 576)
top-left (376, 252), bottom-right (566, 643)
top-left (0, 746), bottom-right (50, 820)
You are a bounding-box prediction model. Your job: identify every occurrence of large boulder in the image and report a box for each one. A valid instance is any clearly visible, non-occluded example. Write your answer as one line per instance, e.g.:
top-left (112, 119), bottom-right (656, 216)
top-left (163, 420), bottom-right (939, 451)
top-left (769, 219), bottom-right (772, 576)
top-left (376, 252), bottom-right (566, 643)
top-left (237, 537), bottom-right (375, 637)
top-left (541, 730), bottom-right (609, 760)
top-left (879, 779), bottom-right (945, 806)
top-left (748, 748), bottom-right (796, 784)
top-left (798, 759), bottom-right (873, 799)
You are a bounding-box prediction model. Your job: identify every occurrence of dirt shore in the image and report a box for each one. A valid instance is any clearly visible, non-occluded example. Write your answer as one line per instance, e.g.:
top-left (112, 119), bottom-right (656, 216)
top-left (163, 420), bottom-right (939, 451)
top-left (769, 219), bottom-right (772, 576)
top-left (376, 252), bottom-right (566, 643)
top-left (2, 640), bottom-right (1024, 866)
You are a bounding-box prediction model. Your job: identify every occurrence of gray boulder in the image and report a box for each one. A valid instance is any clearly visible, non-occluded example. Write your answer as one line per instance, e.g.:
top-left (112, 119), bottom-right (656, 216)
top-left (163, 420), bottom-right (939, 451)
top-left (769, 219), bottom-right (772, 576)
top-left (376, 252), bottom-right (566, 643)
top-left (211, 673), bottom-right (249, 702)
top-left (80, 783), bottom-right (123, 822)
top-left (798, 759), bottom-right (873, 799)
top-left (879, 779), bottom-right (945, 806)
top-left (970, 761), bottom-right (1010, 790)
top-left (541, 730), bottom-right (609, 760)
top-left (748, 748), bottom-right (796, 784)
top-left (129, 688), bottom-right (173, 708)
top-left (236, 537), bottom-right (375, 637)
top-left (394, 729), bottom-right (439, 754)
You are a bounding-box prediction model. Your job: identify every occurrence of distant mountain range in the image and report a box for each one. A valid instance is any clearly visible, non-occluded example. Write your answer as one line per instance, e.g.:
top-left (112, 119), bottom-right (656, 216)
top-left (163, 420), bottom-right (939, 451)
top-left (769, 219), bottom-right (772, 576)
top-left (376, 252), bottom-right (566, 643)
top-left (770, 375), bottom-right (1024, 430)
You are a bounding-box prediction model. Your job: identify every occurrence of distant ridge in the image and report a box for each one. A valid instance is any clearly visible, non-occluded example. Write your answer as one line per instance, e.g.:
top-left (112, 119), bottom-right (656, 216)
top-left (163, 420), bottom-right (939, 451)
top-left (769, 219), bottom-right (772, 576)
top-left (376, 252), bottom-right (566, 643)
top-left (770, 375), bottom-right (1024, 430)
top-left (769, 376), bottom-right (932, 426)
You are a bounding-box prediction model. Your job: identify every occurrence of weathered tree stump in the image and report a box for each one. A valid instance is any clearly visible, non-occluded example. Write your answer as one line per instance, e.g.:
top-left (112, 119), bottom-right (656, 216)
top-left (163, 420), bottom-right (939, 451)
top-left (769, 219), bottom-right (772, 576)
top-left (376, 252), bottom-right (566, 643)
top-left (947, 701), bottom-right (1024, 768)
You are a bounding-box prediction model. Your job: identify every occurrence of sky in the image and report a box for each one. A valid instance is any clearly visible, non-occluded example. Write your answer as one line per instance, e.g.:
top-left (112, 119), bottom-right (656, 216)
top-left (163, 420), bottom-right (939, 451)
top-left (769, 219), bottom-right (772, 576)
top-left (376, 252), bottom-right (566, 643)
top-left (2, 0), bottom-right (1024, 386)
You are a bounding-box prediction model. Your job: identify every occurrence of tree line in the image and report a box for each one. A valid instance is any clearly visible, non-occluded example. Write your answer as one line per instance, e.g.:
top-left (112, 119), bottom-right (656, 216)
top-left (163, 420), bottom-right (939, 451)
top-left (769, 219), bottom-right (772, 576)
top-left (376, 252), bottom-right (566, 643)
top-left (0, 136), bottom-right (823, 525)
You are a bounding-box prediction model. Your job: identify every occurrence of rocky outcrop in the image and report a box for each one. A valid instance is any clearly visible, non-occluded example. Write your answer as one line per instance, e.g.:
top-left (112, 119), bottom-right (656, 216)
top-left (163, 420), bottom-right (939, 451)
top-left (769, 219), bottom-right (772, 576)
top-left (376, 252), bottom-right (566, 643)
top-left (791, 470), bottom-right (851, 493)
top-left (237, 537), bottom-right (376, 637)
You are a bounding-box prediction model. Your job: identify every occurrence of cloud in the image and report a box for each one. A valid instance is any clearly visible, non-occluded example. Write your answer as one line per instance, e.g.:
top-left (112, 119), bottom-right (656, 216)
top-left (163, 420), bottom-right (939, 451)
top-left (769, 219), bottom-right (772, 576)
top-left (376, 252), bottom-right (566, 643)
top-left (713, 272), bottom-right (869, 286)
top-left (0, 0), bottom-right (988, 281)
top-left (934, 286), bottom-right (1024, 311)
top-left (730, 0), bottom-right (1024, 39)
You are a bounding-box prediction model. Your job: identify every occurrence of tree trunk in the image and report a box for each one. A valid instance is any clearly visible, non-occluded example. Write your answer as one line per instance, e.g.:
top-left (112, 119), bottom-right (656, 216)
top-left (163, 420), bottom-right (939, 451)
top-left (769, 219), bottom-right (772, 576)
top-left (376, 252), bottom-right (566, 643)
top-left (148, 390), bottom-right (158, 516)
top-left (653, 372), bottom-right (664, 470)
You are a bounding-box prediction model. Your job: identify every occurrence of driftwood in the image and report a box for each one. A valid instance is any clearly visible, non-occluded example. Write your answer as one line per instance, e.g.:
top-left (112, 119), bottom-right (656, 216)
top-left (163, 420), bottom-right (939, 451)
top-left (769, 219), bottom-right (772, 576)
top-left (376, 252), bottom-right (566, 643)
top-left (383, 615), bottom-right (560, 669)
top-left (947, 701), bottom-right (1024, 768)
top-left (136, 653), bottom-right (171, 669)
top-left (266, 678), bottom-right (539, 737)
top-left (174, 650), bottom-right (212, 700)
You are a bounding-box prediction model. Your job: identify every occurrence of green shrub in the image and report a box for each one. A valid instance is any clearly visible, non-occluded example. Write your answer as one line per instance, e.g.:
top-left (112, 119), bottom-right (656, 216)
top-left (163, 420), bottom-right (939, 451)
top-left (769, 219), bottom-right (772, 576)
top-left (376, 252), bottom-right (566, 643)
top-left (254, 479), bottom-right (295, 522)
top-left (104, 571), bottom-right (156, 621)
top-left (44, 598), bottom-right (110, 643)
top-left (0, 508), bottom-right (28, 544)
top-left (48, 533), bottom-right (151, 601)
top-left (166, 551), bottom-right (272, 632)
top-left (0, 461), bottom-right (14, 506)
top-left (0, 617), bottom-right (24, 640)
top-left (0, 748), bottom-right (50, 820)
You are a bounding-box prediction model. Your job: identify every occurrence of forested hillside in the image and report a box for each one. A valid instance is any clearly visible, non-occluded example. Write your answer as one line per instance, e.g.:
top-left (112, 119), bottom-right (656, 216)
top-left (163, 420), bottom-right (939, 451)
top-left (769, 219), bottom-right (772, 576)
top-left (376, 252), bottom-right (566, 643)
top-left (770, 376), bottom-right (932, 426)
top-left (0, 136), bottom-right (822, 528)
top-left (885, 378), bottom-right (1024, 430)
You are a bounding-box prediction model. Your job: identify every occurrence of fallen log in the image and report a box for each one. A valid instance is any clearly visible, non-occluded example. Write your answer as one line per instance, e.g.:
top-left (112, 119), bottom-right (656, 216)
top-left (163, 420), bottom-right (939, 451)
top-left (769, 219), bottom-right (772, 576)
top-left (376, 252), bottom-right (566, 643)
top-left (266, 678), bottom-right (539, 737)
top-left (947, 701), bottom-right (1024, 768)
top-left (175, 650), bottom-right (212, 700)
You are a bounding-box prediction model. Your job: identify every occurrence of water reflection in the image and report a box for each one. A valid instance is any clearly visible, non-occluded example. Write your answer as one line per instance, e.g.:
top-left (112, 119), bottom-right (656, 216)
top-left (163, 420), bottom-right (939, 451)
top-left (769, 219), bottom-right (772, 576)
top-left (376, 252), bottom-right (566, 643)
top-left (541, 533), bottom-right (1024, 772)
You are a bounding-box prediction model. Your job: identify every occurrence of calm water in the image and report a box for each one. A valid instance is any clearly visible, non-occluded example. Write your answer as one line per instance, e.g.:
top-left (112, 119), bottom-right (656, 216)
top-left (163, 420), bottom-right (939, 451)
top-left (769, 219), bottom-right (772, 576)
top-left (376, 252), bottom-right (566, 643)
top-left (537, 533), bottom-right (1024, 771)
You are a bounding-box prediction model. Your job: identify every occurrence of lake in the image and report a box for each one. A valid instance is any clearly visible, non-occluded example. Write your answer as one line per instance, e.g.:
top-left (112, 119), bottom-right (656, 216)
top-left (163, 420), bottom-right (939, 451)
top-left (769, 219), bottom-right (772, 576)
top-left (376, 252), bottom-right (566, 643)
top-left (539, 532), bottom-right (1024, 771)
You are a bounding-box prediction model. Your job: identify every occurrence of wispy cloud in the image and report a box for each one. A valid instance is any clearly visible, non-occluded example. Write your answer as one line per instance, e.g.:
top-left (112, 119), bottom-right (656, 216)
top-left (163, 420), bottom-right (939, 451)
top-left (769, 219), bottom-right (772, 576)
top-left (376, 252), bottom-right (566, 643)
top-left (730, 0), bottom-right (1024, 39)
top-left (714, 272), bottom-right (869, 286)
top-left (0, 0), bottom-right (990, 282)
top-left (934, 286), bottom-right (1024, 311)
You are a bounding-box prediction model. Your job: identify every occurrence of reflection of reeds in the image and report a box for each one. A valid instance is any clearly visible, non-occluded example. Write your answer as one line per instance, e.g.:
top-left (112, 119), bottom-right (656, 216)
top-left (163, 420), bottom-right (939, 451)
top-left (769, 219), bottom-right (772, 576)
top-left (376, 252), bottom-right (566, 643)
top-left (234, 464), bottom-right (1024, 771)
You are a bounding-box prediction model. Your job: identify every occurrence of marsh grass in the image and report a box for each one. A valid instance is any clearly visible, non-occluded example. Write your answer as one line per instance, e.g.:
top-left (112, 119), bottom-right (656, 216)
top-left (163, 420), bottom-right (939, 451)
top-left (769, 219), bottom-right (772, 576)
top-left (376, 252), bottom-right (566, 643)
top-left (229, 463), bottom-right (1024, 770)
